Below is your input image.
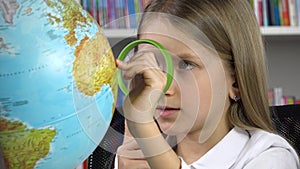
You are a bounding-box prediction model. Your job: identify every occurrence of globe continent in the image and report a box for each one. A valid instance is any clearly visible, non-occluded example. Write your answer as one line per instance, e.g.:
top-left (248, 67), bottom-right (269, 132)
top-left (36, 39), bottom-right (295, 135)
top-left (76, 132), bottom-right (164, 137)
top-left (0, 0), bottom-right (117, 168)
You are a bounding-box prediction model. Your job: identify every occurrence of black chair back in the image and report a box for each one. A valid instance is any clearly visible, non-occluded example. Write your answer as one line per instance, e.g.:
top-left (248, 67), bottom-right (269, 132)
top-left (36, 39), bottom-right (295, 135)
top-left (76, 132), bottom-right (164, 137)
top-left (270, 104), bottom-right (300, 156)
top-left (86, 109), bottom-right (125, 169)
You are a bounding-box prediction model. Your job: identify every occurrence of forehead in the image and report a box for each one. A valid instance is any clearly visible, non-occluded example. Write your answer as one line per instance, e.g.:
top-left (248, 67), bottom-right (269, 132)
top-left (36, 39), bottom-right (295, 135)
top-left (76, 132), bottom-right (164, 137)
top-left (138, 35), bottom-right (216, 67)
top-left (138, 18), bottom-right (221, 64)
top-left (138, 20), bottom-right (197, 54)
top-left (139, 33), bottom-right (191, 54)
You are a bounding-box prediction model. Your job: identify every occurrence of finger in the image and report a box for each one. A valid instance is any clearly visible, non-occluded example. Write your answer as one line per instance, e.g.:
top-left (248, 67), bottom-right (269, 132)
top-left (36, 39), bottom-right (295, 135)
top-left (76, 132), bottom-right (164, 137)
top-left (124, 121), bottom-right (134, 137)
top-left (122, 136), bottom-right (141, 150)
top-left (120, 51), bottom-right (159, 70)
top-left (117, 59), bottom-right (158, 82)
top-left (117, 51), bottom-right (163, 83)
top-left (117, 144), bottom-right (145, 159)
top-left (130, 51), bottom-right (156, 62)
top-left (116, 59), bottom-right (130, 70)
top-left (118, 157), bottom-right (150, 169)
top-left (122, 64), bottom-right (148, 80)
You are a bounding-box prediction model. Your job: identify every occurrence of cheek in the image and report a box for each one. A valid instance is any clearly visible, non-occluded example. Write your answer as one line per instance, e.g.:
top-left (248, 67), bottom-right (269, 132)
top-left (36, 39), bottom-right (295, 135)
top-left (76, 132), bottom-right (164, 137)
top-left (190, 70), bottom-right (211, 104)
top-left (180, 71), bottom-right (212, 128)
top-left (160, 70), bottom-right (214, 134)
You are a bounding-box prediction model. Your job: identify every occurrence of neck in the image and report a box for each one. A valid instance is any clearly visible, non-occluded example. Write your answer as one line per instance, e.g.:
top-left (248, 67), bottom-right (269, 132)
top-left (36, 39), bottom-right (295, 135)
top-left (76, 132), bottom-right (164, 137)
top-left (176, 123), bottom-right (231, 164)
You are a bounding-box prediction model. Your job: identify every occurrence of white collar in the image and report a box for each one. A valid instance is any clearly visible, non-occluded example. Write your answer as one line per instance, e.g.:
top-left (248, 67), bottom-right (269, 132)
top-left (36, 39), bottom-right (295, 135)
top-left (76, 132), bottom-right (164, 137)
top-left (186, 127), bottom-right (250, 168)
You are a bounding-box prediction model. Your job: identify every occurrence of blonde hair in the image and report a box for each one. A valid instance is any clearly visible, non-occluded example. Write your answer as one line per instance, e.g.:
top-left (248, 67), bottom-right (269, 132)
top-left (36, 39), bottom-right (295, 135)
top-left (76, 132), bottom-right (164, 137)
top-left (139, 0), bottom-right (274, 132)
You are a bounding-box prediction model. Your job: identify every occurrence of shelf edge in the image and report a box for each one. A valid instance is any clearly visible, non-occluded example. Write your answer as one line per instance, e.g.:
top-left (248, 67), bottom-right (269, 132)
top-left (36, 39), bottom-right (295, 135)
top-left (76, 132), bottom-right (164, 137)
top-left (101, 27), bottom-right (300, 38)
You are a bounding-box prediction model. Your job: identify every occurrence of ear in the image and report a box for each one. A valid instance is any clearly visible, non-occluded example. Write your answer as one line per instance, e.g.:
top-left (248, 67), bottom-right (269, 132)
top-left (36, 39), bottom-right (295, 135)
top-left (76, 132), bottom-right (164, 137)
top-left (229, 82), bottom-right (240, 101)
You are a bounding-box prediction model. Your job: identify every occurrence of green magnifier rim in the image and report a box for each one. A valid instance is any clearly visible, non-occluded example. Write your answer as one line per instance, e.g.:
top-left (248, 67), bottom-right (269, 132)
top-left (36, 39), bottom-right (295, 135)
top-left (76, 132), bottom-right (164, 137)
top-left (117, 39), bottom-right (174, 95)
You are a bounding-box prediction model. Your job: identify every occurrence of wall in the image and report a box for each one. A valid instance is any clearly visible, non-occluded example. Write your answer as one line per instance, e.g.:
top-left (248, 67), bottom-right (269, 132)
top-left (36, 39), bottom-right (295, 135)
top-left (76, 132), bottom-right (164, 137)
top-left (264, 36), bottom-right (300, 99)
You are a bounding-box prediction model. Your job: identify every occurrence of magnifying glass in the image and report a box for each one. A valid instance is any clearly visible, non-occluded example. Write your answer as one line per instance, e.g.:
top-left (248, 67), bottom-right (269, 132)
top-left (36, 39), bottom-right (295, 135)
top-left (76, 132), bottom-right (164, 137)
top-left (117, 39), bottom-right (174, 95)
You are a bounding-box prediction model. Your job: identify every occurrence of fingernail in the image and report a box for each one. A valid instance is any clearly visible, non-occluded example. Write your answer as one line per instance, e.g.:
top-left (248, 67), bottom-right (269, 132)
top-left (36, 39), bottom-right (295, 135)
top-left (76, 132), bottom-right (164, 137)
top-left (115, 59), bottom-right (121, 66)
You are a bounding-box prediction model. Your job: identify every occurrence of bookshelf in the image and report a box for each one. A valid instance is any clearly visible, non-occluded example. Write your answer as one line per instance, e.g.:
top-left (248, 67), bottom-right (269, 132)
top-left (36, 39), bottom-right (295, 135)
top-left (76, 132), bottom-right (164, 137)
top-left (103, 29), bottom-right (137, 38)
top-left (103, 27), bottom-right (300, 38)
top-left (261, 26), bottom-right (300, 36)
top-left (263, 34), bottom-right (300, 102)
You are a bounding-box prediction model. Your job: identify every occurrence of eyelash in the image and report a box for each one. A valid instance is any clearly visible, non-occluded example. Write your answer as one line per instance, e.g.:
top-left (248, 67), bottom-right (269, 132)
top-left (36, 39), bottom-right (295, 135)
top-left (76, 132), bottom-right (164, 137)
top-left (178, 60), bottom-right (195, 70)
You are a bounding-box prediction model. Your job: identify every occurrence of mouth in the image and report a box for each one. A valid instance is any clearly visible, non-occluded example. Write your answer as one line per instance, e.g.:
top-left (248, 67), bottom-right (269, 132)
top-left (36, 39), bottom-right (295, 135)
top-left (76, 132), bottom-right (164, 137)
top-left (156, 106), bottom-right (180, 118)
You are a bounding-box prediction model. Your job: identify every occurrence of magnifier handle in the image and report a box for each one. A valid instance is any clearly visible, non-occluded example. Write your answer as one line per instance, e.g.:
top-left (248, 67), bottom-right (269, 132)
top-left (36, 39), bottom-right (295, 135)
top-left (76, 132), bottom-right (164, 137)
top-left (117, 39), bottom-right (174, 95)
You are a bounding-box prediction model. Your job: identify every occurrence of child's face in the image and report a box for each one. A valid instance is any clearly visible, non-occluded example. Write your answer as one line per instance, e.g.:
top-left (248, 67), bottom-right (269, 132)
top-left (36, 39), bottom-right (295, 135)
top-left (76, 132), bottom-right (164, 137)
top-left (139, 20), bottom-right (233, 140)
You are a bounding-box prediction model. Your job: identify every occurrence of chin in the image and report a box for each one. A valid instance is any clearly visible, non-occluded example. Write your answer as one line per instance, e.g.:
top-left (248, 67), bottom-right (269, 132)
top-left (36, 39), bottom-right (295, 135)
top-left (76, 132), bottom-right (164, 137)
top-left (157, 120), bottom-right (175, 133)
top-left (157, 120), bottom-right (189, 136)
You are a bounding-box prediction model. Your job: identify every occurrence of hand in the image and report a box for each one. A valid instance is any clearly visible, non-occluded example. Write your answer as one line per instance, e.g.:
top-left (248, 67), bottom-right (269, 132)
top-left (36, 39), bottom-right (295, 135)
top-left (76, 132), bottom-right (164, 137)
top-left (116, 51), bottom-right (166, 124)
top-left (116, 137), bottom-right (151, 169)
top-left (116, 122), bottom-right (151, 169)
top-left (116, 52), bottom-right (180, 169)
top-left (116, 122), bottom-right (180, 169)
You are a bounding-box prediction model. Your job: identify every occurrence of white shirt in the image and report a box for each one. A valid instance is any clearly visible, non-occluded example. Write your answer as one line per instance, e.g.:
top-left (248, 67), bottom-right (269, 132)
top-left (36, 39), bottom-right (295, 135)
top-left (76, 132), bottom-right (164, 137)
top-left (115, 128), bottom-right (300, 169)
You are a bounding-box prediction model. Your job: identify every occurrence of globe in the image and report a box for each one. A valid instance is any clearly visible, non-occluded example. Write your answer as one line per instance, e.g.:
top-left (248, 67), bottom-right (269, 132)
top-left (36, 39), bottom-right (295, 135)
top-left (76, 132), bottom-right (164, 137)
top-left (0, 0), bottom-right (117, 168)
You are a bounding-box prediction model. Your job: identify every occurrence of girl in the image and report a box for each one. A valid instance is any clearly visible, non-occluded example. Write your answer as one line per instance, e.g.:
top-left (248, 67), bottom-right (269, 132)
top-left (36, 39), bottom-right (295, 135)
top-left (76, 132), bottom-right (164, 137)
top-left (115, 0), bottom-right (300, 168)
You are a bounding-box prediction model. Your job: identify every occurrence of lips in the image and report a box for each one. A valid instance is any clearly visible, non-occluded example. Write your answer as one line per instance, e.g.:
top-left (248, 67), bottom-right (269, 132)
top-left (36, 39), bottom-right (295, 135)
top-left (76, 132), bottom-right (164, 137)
top-left (156, 106), bottom-right (180, 118)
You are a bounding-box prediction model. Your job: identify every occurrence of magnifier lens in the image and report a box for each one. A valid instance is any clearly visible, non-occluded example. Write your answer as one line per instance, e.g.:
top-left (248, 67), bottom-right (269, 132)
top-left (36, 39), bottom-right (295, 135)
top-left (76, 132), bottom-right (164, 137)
top-left (117, 39), bottom-right (174, 95)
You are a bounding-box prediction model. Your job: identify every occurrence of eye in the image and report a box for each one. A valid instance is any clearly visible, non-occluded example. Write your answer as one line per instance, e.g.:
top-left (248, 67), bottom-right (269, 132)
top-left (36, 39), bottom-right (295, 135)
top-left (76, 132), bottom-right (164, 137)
top-left (178, 60), bottom-right (195, 70)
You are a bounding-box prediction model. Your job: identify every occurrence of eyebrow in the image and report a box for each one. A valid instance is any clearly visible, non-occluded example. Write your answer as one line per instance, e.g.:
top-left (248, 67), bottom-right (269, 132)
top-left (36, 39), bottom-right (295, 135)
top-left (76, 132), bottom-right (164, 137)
top-left (176, 52), bottom-right (204, 66)
top-left (177, 53), bottom-right (196, 59)
top-left (177, 53), bottom-right (201, 62)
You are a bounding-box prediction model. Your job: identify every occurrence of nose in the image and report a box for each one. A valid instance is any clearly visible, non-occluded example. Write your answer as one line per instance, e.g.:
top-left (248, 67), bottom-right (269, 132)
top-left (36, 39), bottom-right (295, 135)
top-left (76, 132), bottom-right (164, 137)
top-left (164, 78), bottom-right (177, 96)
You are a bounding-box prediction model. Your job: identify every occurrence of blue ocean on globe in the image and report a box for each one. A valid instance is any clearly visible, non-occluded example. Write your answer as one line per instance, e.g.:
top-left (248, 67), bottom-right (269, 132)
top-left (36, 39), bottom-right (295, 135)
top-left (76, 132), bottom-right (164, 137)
top-left (0, 0), bottom-right (117, 168)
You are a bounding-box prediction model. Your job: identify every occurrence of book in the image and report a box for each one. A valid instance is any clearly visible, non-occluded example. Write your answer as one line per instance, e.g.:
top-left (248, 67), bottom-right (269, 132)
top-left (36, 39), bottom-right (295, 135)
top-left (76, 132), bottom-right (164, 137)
top-left (267, 0), bottom-right (280, 25)
top-left (81, 0), bottom-right (89, 10)
top-left (278, 0), bottom-right (284, 25)
top-left (254, 0), bottom-right (263, 25)
top-left (296, 0), bottom-right (300, 25)
top-left (273, 87), bottom-right (284, 106)
top-left (269, 87), bottom-right (299, 106)
top-left (81, 0), bottom-right (150, 29)
top-left (288, 0), bottom-right (298, 26)
top-left (140, 0), bottom-right (146, 9)
top-left (281, 0), bottom-right (291, 25)
top-left (97, 0), bottom-right (104, 27)
top-left (134, 0), bottom-right (141, 26)
top-left (268, 0), bottom-right (274, 25)
top-left (127, 0), bottom-right (137, 28)
top-left (139, 0), bottom-right (144, 13)
top-left (100, 0), bottom-right (109, 28)
top-left (286, 96), bottom-right (296, 104)
top-left (268, 89), bottom-right (275, 106)
top-left (83, 0), bottom-right (96, 20)
top-left (258, 0), bottom-right (264, 25)
top-left (273, 0), bottom-right (281, 25)
top-left (124, 0), bottom-right (130, 28)
top-left (107, 0), bottom-right (117, 28)
top-left (262, 0), bottom-right (269, 26)
top-left (115, 0), bottom-right (127, 28)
